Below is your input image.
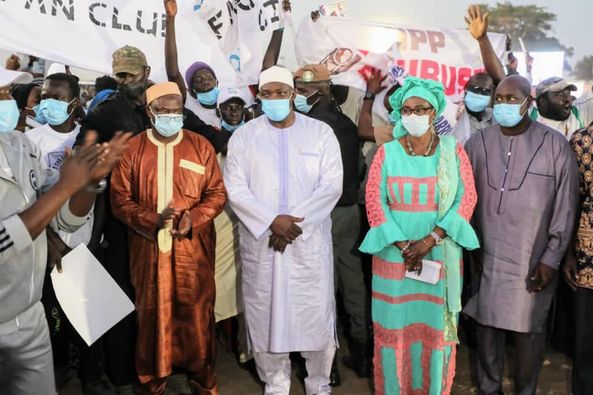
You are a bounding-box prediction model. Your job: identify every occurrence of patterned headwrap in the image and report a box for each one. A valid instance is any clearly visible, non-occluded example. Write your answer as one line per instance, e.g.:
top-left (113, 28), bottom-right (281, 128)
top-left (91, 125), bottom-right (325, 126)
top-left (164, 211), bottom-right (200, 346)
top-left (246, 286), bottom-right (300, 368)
top-left (388, 76), bottom-right (447, 139)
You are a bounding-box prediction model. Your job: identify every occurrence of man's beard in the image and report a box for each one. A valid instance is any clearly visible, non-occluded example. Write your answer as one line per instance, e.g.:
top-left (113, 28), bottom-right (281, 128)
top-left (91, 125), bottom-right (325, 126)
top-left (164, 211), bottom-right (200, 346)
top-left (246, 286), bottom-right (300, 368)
top-left (545, 106), bottom-right (571, 121)
top-left (120, 81), bottom-right (147, 99)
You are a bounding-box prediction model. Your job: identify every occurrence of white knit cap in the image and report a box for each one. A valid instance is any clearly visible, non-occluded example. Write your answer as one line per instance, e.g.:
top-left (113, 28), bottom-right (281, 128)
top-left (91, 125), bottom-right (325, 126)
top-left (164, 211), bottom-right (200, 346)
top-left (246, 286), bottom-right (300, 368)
top-left (258, 66), bottom-right (294, 90)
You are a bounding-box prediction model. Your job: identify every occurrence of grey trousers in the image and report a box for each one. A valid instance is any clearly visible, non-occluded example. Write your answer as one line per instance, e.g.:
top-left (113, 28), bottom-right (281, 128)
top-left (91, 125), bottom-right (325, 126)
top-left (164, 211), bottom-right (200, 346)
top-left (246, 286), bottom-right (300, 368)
top-left (0, 302), bottom-right (56, 395)
top-left (331, 205), bottom-right (369, 344)
top-left (476, 323), bottom-right (545, 395)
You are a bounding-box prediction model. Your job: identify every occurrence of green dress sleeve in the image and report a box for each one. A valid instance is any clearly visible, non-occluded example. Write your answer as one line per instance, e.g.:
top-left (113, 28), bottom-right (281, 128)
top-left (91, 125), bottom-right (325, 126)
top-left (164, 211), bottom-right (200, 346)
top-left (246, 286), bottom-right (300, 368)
top-left (359, 144), bottom-right (408, 254)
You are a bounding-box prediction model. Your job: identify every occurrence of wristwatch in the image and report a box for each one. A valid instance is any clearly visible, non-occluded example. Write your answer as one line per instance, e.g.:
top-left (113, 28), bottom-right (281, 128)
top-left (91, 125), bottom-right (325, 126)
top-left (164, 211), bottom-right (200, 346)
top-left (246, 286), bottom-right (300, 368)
top-left (430, 231), bottom-right (444, 246)
top-left (86, 178), bottom-right (107, 194)
top-left (363, 91), bottom-right (376, 101)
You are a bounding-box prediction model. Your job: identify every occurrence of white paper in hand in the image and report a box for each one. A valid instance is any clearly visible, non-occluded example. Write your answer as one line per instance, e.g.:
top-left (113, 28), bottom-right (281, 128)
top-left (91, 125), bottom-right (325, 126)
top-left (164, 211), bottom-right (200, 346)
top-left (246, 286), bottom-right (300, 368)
top-left (50, 244), bottom-right (135, 346)
top-left (405, 260), bottom-right (442, 285)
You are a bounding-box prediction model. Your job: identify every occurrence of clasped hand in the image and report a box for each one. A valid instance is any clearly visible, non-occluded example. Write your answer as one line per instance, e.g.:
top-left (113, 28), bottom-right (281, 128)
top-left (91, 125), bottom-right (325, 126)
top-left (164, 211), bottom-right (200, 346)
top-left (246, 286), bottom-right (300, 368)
top-left (268, 215), bottom-right (304, 253)
top-left (396, 236), bottom-right (436, 274)
top-left (157, 205), bottom-right (192, 239)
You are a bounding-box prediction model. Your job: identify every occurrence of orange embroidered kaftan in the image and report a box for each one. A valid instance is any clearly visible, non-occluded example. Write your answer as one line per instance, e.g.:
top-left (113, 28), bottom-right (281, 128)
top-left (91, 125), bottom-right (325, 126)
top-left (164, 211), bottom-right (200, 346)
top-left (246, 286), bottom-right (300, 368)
top-left (110, 129), bottom-right (226, 385)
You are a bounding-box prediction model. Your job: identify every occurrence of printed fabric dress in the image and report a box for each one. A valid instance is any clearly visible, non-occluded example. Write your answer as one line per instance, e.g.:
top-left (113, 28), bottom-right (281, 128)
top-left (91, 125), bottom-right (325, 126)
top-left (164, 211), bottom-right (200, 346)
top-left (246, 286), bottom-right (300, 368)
top-left (360, 137), bottom-right (479, 395)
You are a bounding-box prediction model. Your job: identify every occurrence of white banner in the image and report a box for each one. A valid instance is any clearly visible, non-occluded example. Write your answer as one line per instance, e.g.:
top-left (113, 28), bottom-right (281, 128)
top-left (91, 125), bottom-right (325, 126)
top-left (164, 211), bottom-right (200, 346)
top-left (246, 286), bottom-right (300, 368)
top-left (296, 16), bottom-right (507, 101)
top-left (0, 0), bottom-right (281, 86)
top-left (195, 0), bottom-right (284, 85)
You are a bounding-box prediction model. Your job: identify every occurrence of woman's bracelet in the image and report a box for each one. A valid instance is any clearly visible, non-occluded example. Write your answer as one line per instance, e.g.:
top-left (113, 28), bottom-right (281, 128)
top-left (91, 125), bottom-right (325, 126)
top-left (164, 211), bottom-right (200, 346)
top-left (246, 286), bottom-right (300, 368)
top-left (400, 241), bottom-right (411, 252)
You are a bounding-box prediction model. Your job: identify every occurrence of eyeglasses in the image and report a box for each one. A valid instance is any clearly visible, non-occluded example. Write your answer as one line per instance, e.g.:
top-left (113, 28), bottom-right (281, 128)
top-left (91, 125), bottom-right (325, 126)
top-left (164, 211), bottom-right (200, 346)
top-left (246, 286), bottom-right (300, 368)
top-left (400, 107), bottom-right (434, 116)
top-left (150, 107), bottom-right (183, 116)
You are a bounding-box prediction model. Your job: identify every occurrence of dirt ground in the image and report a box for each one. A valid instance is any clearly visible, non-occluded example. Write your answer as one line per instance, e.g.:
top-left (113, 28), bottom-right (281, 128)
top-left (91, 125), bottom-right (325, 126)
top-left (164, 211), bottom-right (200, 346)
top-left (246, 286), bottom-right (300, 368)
top-left (59, 340), bottom-right (572, 394)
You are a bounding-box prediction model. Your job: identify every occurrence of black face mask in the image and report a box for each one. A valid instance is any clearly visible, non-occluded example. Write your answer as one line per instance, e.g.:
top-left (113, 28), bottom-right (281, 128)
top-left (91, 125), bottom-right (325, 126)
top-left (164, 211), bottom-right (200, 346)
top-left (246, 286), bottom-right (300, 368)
top-left (120, 81), bottom-right (147, 99)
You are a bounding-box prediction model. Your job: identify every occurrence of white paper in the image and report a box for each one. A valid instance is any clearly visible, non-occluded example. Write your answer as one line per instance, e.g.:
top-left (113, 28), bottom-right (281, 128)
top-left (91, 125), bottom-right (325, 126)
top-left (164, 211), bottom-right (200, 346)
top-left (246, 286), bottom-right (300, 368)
top-left (405, 259), bottom-right (442, 285)
top-left (51, 244), bottom-right (135, 346)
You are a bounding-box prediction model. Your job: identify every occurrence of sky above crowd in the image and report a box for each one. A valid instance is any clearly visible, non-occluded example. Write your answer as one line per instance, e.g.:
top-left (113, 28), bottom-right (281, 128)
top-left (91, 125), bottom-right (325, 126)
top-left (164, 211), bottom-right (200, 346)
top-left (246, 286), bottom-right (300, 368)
top-left (293, 0), bottom-right (592, 66)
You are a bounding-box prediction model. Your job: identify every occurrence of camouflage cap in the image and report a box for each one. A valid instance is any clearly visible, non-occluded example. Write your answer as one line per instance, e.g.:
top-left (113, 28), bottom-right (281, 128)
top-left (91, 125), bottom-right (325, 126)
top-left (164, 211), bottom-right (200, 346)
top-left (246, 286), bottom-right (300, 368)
top-left (112, 46), bottom-right (147, 75)
top-left (294, 64), bottom-right (331, 83)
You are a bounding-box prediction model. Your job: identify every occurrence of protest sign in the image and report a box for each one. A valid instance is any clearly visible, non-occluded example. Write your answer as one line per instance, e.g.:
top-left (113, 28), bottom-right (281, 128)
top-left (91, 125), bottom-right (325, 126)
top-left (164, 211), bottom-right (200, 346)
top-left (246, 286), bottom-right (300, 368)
top-left (296, 16), bottom-right (507, 101)
top-left (0, 0), bottom-right (283, 85)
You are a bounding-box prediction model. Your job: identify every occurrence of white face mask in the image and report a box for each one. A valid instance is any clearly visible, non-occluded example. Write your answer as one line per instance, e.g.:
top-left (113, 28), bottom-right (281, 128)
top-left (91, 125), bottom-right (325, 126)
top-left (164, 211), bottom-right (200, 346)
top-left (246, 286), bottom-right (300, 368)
top-left (401, 114), bottom-right (432, 137)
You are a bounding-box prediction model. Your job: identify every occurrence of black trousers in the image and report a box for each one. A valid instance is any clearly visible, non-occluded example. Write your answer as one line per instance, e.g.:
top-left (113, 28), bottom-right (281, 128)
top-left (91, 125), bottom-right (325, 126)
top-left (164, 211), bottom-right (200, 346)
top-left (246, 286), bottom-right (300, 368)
top-left (101, 221), bottom-right (137, 387)
top-left (573, 287), bottom-right (593, 395)
top-left (476, 323), bottom-right (545, 395)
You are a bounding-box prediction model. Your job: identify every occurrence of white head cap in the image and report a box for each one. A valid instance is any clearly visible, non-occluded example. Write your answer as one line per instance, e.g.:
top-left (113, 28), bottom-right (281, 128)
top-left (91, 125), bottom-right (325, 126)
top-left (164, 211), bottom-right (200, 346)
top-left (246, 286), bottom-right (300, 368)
top-left (258, 66), bottom-right (294, 90)
top-left (46, 62), bottom-right (67, 77)
top-left (217, 86), bottom-right (253, 108)
top-left (0, 67), bottom-right (33, 88)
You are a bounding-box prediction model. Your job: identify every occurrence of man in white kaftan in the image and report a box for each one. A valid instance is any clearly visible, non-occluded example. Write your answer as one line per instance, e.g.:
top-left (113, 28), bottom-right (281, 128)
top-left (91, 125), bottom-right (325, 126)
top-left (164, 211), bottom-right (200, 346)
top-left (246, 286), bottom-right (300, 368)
top-left (224, 66), bottom-right (343, 395)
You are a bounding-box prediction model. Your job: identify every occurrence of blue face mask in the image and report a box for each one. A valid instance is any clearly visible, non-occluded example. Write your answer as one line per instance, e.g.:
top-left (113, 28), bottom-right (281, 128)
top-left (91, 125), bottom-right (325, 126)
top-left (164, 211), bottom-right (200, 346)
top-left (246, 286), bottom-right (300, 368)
top-left (38, 98), bottom-right (74, 126)
top-left (152, 113), bottom-right (184, 137)
top-left (31, 104), bottom-right (47, 124)
top-left (388, 111), bottom-right (398, 125)
top-left (222, 119), bottom-right (244, 132)
top-left (262, 99), bottom-right (292, 122)
top-left (0, 100), bottom-right (20, 133)
top-left (294, 91), bottom-right (319, 114)
top-left (493, 99), bottom-right (528, 128)
top-left (196, 87), bottom-right (220, 106)
top-left (464, 91), bottom-right (491, 113)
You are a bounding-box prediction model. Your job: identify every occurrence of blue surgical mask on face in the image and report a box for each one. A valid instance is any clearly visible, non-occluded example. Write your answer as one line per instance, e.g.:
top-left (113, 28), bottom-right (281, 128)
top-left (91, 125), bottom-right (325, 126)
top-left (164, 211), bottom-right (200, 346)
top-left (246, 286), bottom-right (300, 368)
top-left (493, 99), bottom-right (528, 128)
top-left (152, 111), bottom-right (184, 137)
top-left (222, 119), bottom-right (244, 132)
top-left (38, 98), bottom-right (74, 125)
top-left (464, 91), bottom-right (491, 113)
top-left (0, 100), bottom-right (20, 133)
top-left (262, 99), bottom-right (292, 122)
top-left (388, 111), bottom-right (398, 125)
top-left (31, 104), bottom-right (47, 124)
top-left (294, 90), bottom-right (319, 114)
top-left (196, 87), bottom-right (220, 106)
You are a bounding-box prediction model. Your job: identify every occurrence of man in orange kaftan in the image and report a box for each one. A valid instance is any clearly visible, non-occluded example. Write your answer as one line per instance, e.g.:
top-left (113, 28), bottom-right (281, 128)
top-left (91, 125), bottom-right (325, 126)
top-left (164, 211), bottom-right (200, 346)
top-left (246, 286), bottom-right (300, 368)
top-left (110, 82), bottom-right (226, 395)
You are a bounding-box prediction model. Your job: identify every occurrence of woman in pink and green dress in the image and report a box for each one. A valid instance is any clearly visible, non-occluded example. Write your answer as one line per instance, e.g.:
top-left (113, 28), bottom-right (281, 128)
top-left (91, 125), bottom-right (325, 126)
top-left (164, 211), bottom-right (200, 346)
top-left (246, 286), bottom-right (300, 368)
top-left (360, 77), bottom-right (479, 395)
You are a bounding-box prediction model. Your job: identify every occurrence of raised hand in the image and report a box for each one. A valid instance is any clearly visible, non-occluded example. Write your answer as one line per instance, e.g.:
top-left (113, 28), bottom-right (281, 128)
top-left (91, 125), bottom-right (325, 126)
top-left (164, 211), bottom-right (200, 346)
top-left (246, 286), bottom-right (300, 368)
top-left (59, 143), bottom-right (107, 193)
top-left (366, 69), bottom-right (387, 95)
top-left (465, 4), bottom-right (489, 41)
top-left (507, 52), bottom-right (518, 73)
top-left (282, 0), bottom-right (291, 13)
top-left (164, 0), bottom-right (177, 18)
top-left (81, 130), bottom-right (132, 184)
top-left (526, 51), bottom-right (534, 72)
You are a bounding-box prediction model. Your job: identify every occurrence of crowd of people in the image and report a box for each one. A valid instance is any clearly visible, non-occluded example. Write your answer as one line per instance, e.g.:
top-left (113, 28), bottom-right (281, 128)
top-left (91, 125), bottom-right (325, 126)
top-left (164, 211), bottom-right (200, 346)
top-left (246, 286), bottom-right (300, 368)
top-left (1, 2), bottom-right (593, 395)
